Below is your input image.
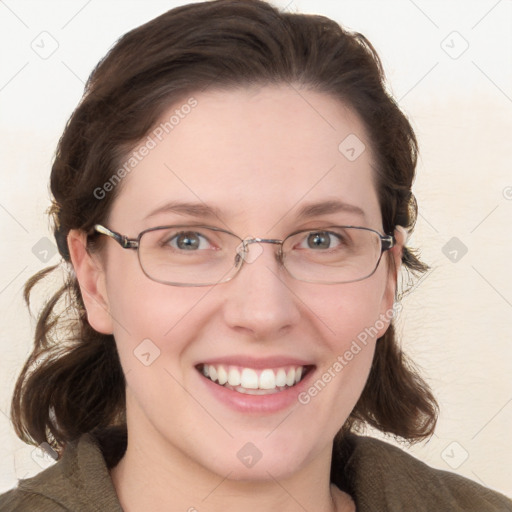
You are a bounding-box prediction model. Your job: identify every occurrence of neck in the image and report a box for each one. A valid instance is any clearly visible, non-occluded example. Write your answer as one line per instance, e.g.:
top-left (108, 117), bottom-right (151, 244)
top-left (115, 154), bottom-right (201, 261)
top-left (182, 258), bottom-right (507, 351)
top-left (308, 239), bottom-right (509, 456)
top-left (109, 408), bottom-right (354, 512)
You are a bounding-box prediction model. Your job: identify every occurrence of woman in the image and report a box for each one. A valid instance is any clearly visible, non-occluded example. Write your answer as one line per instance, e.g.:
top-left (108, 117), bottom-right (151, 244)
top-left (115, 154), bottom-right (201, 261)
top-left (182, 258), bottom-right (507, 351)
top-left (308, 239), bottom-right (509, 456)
top-left (1, 1), bottom-right (511, 510)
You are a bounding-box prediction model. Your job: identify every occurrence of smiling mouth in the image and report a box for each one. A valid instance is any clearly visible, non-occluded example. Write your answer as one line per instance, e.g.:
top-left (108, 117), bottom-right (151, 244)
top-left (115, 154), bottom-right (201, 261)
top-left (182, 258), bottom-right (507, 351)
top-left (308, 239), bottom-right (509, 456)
top-left (196, 363), bottom-right (314, 395)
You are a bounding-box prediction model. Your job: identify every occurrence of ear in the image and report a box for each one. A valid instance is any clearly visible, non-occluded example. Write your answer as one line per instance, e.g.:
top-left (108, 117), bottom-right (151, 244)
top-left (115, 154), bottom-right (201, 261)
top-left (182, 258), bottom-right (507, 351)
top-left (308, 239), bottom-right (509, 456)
top-left (67, 229), bottom-right (114, 334)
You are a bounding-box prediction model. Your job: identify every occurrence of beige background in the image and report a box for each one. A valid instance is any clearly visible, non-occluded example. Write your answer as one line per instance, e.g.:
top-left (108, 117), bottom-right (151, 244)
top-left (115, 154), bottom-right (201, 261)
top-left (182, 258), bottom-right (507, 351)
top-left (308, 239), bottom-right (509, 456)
top-left (0, 0), bottom-right (511, 497)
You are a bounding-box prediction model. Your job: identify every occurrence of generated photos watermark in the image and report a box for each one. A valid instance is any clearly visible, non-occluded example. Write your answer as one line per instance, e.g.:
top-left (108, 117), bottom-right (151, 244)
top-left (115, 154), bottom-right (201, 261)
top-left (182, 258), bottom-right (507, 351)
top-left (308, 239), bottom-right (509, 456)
top-left (93, 97), bottom-right (198, 200)
top-left (298, 302), bottom-right (402, 405)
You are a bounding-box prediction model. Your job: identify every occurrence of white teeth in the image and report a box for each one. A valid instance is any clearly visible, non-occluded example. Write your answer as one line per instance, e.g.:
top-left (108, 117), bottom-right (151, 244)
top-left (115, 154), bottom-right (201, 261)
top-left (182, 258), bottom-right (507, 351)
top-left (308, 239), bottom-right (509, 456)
top-left (217, 365), bottom-right (228, 385)
top-left (259, 369), bottom-right (276, 389)
top-left (228, 367), bottom-right (240, 386)
top-left (200, 364), bottom-right (308, 392)
top-left (240, 368), bottom-right (259, 389)
top-left (275, 368), bottom-right (287, 387)
top-left (285, 368), bottom-right (296, 387)
top-left (232, 386), bottom-right (279, 395)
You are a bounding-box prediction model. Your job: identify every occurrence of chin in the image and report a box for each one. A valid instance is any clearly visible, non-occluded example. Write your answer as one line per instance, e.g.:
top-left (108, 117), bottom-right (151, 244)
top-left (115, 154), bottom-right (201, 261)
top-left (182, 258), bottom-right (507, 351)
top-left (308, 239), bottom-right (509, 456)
top-left (208, 453), bottom-right (308, 482)
top-left (191, 431), bottom-right (323, 483)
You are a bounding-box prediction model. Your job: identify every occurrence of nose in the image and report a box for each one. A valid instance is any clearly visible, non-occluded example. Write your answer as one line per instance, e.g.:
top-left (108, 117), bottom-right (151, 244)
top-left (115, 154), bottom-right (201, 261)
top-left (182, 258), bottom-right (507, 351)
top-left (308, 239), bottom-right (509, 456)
top-left (221, 240), bottom-right (301, 340)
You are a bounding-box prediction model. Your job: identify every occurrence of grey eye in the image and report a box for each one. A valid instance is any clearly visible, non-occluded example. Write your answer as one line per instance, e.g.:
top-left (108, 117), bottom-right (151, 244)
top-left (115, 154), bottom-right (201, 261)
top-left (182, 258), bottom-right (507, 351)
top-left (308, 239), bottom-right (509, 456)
top-left (304, 231), bottom-right (340, 250)
top-left (169, 231), bottom-right (210, 250)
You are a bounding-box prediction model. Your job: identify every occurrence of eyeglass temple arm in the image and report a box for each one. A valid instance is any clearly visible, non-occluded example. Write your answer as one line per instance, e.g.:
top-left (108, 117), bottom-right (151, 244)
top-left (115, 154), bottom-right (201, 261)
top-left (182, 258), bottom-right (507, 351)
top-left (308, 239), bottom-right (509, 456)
top-left (93, 224), bottom-right (138, 249)
top-left (381, 234), bottom-right (395, 251)
top-left (382, 225), bottom-right (408, 251)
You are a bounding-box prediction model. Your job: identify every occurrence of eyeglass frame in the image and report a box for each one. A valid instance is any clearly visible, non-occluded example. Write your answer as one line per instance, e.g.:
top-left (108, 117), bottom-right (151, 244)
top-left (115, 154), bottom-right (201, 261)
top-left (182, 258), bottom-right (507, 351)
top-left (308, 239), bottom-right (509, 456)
top-left (90, 223), bottom-right (397, 287)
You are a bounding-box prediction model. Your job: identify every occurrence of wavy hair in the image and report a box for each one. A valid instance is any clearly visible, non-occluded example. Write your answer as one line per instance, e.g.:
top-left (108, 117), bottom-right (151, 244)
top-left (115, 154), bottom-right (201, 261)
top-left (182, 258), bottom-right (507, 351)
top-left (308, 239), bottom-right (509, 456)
top-left (11, 0), bottom-right (437, 455)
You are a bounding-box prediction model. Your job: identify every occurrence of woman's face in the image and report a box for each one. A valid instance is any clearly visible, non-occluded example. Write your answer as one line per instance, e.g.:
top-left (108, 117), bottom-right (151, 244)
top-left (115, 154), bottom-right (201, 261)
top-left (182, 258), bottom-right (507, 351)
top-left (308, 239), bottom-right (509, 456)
top-left (76, 85), bottom-right (401, 480)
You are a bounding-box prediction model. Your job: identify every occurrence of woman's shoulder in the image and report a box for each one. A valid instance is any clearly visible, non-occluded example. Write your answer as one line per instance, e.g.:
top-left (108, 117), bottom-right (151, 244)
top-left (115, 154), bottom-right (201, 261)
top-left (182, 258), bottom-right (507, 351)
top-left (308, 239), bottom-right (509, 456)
top-left (0, 450), bottom-right (73, 512)
top-left (333, 433), bottom-right (512, 512)
top-left (0, 430), bottom-right (123, 512)
top-left (0, 487), bottom-right (67, 512)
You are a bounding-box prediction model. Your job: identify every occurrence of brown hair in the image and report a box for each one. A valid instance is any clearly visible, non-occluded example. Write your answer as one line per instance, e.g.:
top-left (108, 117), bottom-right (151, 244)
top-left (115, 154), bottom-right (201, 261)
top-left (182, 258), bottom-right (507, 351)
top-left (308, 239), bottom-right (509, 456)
top-left (11, 0), bottom-right (437, 454)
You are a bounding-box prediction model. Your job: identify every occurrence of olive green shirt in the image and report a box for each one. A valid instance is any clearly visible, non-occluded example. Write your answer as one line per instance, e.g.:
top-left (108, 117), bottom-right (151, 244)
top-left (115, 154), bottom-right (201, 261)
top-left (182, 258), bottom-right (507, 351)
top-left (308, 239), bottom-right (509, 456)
top-left (1, 428), bottom-right (511, 511)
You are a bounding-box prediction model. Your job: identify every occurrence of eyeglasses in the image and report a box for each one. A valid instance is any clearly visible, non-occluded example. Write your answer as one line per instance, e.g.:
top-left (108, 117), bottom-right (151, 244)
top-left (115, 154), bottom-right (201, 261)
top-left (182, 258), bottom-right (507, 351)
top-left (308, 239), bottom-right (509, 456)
top-left (91, 224), bottom-right (396, 287)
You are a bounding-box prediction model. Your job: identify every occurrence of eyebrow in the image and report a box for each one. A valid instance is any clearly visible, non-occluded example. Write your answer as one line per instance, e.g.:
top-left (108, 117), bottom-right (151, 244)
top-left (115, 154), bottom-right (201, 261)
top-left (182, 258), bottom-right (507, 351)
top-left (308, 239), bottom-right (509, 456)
top-left (295, 200), bottom-right (366, 220)
top-left (144, 199), bottom-right (366, 222)
top-left (144, 201), bottom-right (223, 220)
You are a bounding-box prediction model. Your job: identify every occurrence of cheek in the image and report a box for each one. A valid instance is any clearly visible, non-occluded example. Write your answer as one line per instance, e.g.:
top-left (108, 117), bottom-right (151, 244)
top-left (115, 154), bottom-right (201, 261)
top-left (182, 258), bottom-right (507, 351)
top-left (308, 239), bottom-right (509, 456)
top-left (307, 274), bottom-right (389, 352)
top-left (105, 281), bottom-right (211, 426)
top-left (294, 284), bottom-right (385, 439)
top-left (104, 269), bottom-right (209, 371)
top-left (299, 274), bottom-right (389, 402)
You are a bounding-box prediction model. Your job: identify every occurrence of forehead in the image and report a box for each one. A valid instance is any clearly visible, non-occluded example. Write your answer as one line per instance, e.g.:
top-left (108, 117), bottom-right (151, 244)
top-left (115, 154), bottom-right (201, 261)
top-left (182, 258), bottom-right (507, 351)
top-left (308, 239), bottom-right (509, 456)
top-left (108, 85), bottom-right (382, 233)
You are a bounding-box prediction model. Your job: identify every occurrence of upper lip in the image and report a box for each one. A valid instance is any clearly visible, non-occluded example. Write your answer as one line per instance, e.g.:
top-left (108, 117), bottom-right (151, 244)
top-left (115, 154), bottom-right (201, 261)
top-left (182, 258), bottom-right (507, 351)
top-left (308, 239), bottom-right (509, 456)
top-left (196, 355), bottom-right (315, 369)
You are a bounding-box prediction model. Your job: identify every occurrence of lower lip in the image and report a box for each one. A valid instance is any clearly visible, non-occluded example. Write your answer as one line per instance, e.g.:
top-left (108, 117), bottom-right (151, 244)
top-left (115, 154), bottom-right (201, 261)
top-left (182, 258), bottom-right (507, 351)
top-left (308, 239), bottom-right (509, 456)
top-left (197, 367), bottom-right (315, 414)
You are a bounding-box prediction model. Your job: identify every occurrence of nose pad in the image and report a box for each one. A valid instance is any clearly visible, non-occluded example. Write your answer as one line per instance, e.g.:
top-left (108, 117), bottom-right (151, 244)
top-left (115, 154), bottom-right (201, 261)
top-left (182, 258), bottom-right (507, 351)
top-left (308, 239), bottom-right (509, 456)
top-left (235, 238), bottom-right (265, 264)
